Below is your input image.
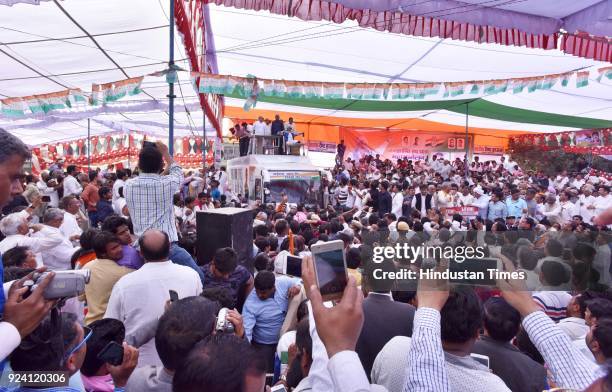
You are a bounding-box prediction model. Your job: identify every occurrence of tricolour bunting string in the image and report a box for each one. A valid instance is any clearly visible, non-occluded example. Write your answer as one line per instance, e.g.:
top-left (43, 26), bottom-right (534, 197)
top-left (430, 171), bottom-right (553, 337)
top-left (1, 76), bottom-right (145, 118)
top-left (192, 67), bottom-right (600, 106)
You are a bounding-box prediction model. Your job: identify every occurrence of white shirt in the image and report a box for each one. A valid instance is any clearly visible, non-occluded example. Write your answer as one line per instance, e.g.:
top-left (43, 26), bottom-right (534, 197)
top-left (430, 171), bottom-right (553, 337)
top-left (36, 180), bottom-right (58, 207)
top-left (105, 260), bottom-right (203, 367)
top-left (458, 193), bottom-right (475, 206)
top-left (346, 189), bottom-right (356, 209)
top-left (116, 197), bottom-right (128, 219)
top-left (60, 211), bottom-right (83, 240)
top-left (253, 120), bottom-right (268, 136)
top-left (112, 178), bottom-right (125, 212)
top-left (392, 192), bottom-right (403, 218)
top-left (0, 227), bottom-right (64, 267)
top-left (578, 194), bottom-right (597, 223)
top-left (553, 176), bottom-right (569, 190)
top-left (559, 200), bottom-right (576, 224)
top-left (373, 335), bottom-right (509, 392)
top-left (305, 303), bottom-right (385, 392)
top-left (113, 179), bottom-right (125, 202)
top-left (353, 188), bottom-right (367, 210)
top-left (32, 226), bottom-right (75, 270)
top-left (594, 194), bottom-right (612, 217)
top-left (63, 175), bottom-right (83, 197)
top-left (571, 179), bottom-right (586, 189)
top-left (436, 191), bottom-right (452, 208)
top-left (0, 321), bottom-right (20, 362)
top-left (542, 202), bottom-right (562, 224)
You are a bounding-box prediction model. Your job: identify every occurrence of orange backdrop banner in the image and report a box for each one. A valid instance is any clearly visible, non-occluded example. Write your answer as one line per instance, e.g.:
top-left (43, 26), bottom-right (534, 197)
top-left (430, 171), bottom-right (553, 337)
top-left (340, 127), bottom-right (475, 161)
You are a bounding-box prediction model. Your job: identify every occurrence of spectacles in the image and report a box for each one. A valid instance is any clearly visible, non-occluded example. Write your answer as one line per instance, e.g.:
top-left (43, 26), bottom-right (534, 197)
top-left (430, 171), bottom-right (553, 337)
top-left (61, 326), bottom-right (92, 366)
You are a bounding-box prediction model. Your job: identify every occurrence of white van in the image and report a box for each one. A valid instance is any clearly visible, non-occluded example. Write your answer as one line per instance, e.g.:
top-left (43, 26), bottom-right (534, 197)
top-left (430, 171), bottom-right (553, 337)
top-left (226, 154), bottom-right (323, 207)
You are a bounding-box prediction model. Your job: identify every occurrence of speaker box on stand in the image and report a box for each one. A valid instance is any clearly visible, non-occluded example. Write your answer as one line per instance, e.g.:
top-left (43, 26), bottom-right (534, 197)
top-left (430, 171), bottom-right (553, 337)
top-left (196, 207), bottom-right (254, 270)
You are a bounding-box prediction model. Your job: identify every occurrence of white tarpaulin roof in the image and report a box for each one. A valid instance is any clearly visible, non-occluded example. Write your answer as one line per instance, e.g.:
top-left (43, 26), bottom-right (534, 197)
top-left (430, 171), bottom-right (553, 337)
top-left (0, 0), bottom-right (214, 145)
top-left (0, 0), bottom-right (611, 145)
top-left (208, 4), bottom-right (612, 132)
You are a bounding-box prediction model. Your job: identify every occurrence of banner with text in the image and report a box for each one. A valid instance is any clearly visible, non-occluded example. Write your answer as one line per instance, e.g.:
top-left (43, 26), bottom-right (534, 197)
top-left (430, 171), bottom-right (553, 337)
top-left (340, 128), bottom-right (475, 161)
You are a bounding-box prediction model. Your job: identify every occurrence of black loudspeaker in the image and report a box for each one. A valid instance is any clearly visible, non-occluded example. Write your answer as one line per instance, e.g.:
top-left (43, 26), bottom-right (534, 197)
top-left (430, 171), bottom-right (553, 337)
top-left (196, 207), bottom-right (254, 269)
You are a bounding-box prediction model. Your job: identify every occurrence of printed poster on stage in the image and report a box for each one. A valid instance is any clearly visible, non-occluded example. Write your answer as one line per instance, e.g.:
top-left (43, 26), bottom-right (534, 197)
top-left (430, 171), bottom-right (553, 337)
top-left (340, 127), bottom-right (474, 161)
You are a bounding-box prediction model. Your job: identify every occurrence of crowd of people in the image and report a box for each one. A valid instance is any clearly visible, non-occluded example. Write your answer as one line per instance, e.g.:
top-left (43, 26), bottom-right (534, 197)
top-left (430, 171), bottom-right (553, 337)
top-left (0, 124), bottom-right (612, 392)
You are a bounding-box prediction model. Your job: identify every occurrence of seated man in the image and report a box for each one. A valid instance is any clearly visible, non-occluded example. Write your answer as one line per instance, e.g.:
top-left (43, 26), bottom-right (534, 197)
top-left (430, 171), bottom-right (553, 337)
top-left (105, 229), bottom-right (203, 367)
top-left (372, 286), bottom-right (510, 392)
top-left (59, 195), bottom-right (84, 244)
top-left (0, 211), bottom-right (64, 266)
top-left (101, 215), bottom-right (143, 270)
top-left (34, 208), bottom-right (77, 270)
top-left (83, 231), bottom-right (133, 325)
top-left (126, 296), bottom-right (244, 391)
top-left (243, 270), bottom-right (301, 373)
top-left (202, 247), bottom-right (253, 310)
top-left (94, 187), bottom-right (114, 228)
top-left (472, 297), bottom-right (547, 392)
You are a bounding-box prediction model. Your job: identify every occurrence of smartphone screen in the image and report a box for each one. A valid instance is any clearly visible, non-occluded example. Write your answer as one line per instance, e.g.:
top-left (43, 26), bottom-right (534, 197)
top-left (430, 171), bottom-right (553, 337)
top-left (143, 140), bottom-right (157, 149)
top-left (286, 255), bottom-right (302, 277)
top-left (169, 290), bottom-right (179, 303)
top-left (97, 341), bottom-right (124, 366)
top-left (313, 247), bottom-right (347, 298)
top-left (471, 353), bottom-right (490, 368)
top-left (448, 258), bottom-right (499, 286)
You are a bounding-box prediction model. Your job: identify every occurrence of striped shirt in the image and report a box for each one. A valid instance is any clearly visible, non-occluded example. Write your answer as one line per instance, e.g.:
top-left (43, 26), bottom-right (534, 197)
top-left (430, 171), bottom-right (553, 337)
top-left (125, 163), bottom-right (183, 242)
top-left (522, 311), bottom-right (599, 390)
top-left (532, 291), bottom-right (571, 322)
top-left (404, 307), bottom-right (451, 392)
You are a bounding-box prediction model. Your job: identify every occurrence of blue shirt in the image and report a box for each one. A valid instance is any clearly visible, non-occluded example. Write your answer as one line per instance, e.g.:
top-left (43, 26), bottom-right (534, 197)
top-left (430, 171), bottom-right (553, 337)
top-left (505, 197), bottom-right (527, 218)
top-left (487, 201), bottom-right (507, 221)
top-left (243, 276), bottom-right (300, 345)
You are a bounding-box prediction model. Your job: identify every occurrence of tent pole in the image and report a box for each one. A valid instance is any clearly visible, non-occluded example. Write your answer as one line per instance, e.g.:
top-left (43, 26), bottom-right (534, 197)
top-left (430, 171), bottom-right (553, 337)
top-left (203, 114), bottom-right (206, 173)
top-left (464, 103), bottom-right (469, 179)
top-left (87, 118), bottom-right (91, 172)
top-left (168, 0), bottom-right (175, 156)
top-left (127, 130), bottom-right (131, 170)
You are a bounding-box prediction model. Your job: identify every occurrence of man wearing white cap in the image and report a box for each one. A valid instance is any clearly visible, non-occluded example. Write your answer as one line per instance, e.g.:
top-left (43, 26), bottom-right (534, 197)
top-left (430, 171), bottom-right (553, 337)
top-left (471, 186), bottom-right (489, 220)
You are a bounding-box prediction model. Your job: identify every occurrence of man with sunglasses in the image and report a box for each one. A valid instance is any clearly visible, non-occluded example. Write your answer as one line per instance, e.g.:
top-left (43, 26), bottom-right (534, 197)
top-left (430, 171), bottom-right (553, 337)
top-left (7, 312), bottom-right (138, 391)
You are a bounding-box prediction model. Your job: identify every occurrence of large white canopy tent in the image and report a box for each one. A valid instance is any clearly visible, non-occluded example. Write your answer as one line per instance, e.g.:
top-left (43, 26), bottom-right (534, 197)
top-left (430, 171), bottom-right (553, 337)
top-left (207, 4), bottom-right (612, 133)
top-left (0, 0), bottom-right (217, 146)
top-left (0, 0), bottom-right (610, 150)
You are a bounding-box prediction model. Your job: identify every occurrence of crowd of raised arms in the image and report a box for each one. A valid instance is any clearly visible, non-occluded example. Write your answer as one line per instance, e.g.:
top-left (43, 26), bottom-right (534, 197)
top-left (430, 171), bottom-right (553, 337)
top-left (0, 125), bottom-right (612, 392)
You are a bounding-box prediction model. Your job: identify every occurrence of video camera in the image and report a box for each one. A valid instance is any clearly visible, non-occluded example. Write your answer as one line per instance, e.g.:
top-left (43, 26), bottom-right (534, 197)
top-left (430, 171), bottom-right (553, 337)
top-left (215, 308), bottom-right (235, 334)
top-left (24, 269), bottom-right (90, 300)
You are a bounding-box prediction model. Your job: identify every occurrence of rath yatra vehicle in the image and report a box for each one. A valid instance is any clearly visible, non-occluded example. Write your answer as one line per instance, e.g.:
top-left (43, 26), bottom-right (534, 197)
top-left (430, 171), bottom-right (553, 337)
top-left (226, 151), bottom-right (324, 208)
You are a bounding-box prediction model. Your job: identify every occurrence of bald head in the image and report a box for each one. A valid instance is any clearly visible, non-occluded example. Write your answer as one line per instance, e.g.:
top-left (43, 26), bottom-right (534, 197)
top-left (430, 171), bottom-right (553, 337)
top-left (138, 229), bottom-right (170, 262)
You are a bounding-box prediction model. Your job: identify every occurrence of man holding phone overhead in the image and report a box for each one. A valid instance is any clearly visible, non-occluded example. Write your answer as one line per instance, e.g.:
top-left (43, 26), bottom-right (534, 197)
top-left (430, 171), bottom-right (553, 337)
top-left (124, 141), bottom-right (205, 284)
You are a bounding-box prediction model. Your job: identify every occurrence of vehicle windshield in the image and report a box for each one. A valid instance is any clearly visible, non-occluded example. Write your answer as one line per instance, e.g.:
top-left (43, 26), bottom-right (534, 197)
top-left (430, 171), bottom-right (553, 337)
top-left (266, 171), bottom-right (321, 205)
